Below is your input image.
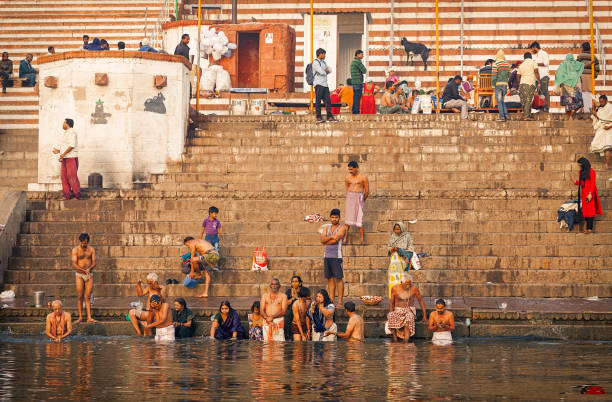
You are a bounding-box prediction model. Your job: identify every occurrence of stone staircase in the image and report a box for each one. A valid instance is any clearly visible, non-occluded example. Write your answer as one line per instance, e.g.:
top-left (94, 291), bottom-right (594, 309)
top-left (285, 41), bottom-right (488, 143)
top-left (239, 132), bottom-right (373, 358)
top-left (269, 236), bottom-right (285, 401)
top-left (4, 115), bottom-right (611, 300)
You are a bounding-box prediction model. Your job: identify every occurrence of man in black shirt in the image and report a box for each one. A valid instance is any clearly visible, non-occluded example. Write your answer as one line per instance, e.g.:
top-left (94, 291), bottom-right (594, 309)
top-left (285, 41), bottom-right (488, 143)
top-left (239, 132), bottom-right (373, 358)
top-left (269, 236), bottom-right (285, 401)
top-left (174, 34), bottom-right (190, 61)
top-left (441, 75), bottom-right (468, 119)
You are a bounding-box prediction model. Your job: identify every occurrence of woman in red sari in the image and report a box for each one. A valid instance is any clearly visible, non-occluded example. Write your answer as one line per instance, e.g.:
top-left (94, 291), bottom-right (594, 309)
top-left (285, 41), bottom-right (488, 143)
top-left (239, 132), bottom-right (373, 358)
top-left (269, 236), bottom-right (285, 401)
top-left (330, 87), bottom-right (342, 115)
top-left (360, 80), bottom-right (377, 114)
top-left (575, 157), bottom-right (602, 233)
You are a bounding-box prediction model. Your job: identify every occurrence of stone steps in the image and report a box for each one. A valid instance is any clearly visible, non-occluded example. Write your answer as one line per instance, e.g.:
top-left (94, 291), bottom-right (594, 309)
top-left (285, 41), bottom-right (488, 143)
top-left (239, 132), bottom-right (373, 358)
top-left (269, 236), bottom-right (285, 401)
top-left (5, 281), bottom-right (608, 298)
top-left (5, 268), bottom-right (610, 286)
top-left (8, 253), bottom-right (610, 271)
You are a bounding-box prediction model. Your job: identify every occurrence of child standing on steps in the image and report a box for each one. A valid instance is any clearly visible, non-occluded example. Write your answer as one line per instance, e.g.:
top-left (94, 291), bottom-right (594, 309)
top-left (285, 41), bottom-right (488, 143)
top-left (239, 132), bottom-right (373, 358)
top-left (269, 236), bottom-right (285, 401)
top-left (200, 206), bottom-right (221, 251)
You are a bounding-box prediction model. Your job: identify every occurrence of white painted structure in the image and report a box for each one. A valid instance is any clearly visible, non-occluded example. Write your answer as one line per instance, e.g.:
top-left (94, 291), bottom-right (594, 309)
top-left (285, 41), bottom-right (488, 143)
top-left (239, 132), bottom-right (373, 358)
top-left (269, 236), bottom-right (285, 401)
top-left (31, 53), bottom-right (190, 190)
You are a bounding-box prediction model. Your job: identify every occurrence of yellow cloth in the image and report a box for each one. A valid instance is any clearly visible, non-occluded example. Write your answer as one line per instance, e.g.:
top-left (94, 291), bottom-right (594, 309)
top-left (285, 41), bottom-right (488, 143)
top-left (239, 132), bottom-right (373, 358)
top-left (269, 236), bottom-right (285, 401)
top-left (339, 86), bottom-right (353, 109)
top-left (387, 252), bottom-right (406, 298)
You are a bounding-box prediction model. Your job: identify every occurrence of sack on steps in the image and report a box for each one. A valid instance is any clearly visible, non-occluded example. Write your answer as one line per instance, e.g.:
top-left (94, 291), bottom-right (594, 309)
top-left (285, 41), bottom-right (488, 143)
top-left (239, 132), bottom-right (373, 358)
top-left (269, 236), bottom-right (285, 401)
top-left (251, 246), bottom-right (268, 271)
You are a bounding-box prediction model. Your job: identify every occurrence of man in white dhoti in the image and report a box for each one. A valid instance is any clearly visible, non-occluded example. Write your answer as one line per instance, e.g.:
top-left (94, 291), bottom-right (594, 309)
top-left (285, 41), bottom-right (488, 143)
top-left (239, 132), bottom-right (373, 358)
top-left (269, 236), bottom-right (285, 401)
top-left (591, 94), bottom-right (612, 170)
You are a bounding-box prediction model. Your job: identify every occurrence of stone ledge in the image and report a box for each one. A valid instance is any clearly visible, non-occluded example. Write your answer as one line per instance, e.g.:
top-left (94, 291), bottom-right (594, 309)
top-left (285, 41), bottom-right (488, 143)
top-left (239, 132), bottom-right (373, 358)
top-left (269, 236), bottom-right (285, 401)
top-left (25, 188), bottom-right (611, 201)
top-left (36, 50), bottom-right (192, 70)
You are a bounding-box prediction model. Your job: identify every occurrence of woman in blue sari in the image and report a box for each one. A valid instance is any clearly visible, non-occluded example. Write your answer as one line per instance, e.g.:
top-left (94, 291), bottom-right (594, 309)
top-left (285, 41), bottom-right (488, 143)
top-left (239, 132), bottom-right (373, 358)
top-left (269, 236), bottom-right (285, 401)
top-left (210, 300), bottom-right (246, 340)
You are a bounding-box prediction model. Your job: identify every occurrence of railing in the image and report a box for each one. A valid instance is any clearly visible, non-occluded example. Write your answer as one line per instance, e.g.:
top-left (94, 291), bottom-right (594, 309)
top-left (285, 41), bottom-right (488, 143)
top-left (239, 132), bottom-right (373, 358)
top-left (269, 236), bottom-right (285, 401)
top-left (596, 23), bottom-right (606, 85)
top-left (151, 0), bottom-right (176, 50)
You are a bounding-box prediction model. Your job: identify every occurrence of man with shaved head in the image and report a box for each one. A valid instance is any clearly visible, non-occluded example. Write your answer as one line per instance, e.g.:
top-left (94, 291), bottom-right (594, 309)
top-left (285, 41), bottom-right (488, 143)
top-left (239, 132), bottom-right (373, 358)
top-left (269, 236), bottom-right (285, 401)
top-left (45, 300), bottom-right (72, 342)
top-left (260, 278), bottom-right (288, 341)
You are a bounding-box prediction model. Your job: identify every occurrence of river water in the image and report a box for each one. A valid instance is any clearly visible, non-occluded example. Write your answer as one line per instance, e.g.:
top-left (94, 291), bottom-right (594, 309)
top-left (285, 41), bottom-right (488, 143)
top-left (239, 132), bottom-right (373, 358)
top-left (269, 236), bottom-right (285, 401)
top-left (0, 336), bottom-right (610, 401)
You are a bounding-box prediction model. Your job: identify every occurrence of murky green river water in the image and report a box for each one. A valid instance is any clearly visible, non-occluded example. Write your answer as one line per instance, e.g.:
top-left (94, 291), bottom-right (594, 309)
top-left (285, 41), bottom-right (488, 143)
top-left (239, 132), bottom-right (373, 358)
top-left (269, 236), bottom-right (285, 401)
top-left (0, 336), bottom-right (610, 400)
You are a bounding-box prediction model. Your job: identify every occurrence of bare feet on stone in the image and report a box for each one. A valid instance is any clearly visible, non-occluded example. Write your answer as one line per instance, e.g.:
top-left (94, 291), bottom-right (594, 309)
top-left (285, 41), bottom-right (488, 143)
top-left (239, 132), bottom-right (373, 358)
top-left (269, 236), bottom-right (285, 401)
top-left (74, 318), bottom-right (82, 325)
top-left (87, 318), bottom-right (98, 323)
top-left (197, 293), bottom-right (208, 298)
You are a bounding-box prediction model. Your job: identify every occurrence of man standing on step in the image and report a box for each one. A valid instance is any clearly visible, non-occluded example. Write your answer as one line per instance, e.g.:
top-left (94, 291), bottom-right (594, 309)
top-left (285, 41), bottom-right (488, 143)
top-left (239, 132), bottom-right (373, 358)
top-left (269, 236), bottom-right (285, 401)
top-left (321, 208), bottom-right (346, 305)
top-left (0, 52), bottom-right (12, 94)
top-left (312, 48), bottom-right (338, 123)
top-left (387, 273), bottom-right (426, 343)
top-left (350, 49), bottom-right (367, 114)
top-left (529, 42), bottom-right (550, 113)
top-left (344, 161), bottom-right (369, 245)
top-left (72, 233), bottom-right (97, 324)
top-left (53, 118), bottom-right (81, 200)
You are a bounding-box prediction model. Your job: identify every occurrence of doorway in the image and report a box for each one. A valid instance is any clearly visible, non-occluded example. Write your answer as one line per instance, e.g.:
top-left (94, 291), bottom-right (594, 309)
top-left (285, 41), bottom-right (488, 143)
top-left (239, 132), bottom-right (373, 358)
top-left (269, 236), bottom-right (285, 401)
top-left (337, 33), bottom-right (362, 87)
top-left (238, 32), bottom-right (260, 88)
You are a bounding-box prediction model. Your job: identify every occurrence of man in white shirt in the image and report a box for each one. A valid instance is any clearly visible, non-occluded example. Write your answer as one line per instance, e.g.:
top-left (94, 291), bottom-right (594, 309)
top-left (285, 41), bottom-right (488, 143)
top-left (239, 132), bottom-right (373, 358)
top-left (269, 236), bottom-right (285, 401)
top-left (517, 52), bottom-right (540, 121)
top-left (52, 118), bottom-right (81, 200)
top-left (530, 41), bottom-right (550, 112)
top-left (312, 48), bottom-right (338, 124)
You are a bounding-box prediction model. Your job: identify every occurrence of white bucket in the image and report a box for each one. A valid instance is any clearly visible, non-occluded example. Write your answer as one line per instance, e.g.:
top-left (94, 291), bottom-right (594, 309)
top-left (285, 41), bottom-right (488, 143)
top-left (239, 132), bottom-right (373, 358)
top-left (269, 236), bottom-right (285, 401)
top-left (231, 99), bottom-right (247, 115)
top-left (251, 99), bottom-right (265, 115)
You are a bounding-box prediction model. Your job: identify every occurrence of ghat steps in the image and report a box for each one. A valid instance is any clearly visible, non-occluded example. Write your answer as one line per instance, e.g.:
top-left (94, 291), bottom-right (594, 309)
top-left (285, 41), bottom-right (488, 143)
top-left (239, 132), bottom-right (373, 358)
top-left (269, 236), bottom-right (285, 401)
top-left (3, 115), bottom-right (611, 300)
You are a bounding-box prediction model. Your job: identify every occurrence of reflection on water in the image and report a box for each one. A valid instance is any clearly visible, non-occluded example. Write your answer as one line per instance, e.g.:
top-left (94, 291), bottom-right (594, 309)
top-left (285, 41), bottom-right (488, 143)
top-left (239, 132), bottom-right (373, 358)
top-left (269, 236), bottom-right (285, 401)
top-left (0, 336), bottom-right (610, 400)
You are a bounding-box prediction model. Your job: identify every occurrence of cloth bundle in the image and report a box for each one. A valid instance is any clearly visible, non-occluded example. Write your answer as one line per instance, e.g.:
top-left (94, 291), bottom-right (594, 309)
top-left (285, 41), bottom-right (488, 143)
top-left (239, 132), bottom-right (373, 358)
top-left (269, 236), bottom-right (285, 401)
top-left (199, 28), bottom-right (237, 61)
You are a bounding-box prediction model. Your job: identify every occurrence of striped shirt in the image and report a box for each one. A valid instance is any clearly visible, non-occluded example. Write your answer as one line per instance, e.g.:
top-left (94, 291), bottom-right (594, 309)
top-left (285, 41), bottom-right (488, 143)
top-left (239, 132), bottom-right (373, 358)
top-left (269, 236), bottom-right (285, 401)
top-left (492, 60), bottom-right (511, 86)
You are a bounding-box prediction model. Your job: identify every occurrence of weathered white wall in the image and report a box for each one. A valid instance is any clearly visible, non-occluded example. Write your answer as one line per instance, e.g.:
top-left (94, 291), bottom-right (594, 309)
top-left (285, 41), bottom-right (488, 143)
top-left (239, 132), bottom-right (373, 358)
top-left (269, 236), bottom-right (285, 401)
top-left (303, 14), bottom-right (338, 91)
top-left (33, 56), bottom-right (190, 190)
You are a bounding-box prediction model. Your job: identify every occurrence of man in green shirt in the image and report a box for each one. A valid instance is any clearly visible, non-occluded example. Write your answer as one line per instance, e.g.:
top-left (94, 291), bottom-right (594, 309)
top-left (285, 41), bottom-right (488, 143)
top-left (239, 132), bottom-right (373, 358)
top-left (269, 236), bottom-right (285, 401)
top-left (350, 50), bottom-right (367, 114)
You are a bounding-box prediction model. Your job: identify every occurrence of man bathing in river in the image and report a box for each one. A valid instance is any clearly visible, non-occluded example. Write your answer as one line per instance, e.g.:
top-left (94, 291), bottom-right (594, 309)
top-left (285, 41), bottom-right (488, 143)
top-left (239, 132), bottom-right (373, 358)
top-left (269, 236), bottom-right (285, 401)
top-left (325, 301), bottom-right (364, 341)
top-left (387, 273), bottom-right (427, 342)
top-left (72, 233), bottom-right (97, 324)
top-left (344, 161), bottom-right (369, 245)
top-left (428, 298), bottom-right (455, 345)
top-left (128, 273), bottom-right (167, 336)
top-left (260, 278), bottom-right (288, 341)
top-left (183, 236), bottom-right (219, 298)
top-left (45, 300), bottom-right (72, 342)
top-left (144, 294), bottom-right (175, 342)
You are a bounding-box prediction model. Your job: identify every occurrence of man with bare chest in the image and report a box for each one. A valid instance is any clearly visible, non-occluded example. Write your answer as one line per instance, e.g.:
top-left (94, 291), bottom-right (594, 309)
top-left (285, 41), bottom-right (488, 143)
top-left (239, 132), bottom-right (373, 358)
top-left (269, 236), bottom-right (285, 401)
top-left (428, 299), bottom-right (455, 345)
top-left (128, 272), bottom-right (168, 336)
top-left (344, 161), bottom-right (369, 245)
top-left (387, 273), bottom-right (426, 342)
top-left (72, 233), bottom-right (96, 324)
top-left (145, 294), bottom-right (175, 342)
top-left (183, 236), bottom-right (219, 298)
top-left (260, 278), bottom-right (288, 341)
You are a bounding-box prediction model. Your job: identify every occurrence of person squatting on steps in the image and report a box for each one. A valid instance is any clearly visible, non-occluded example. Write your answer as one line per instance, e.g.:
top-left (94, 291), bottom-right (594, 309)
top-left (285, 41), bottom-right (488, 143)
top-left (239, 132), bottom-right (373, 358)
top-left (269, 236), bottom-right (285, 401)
top-left (128, 272), bottom-right (167, 336)
top-left (71, 233), bottom-right (96, 324)
top-left (53, 119), bottom-right (81, 200)
top-left (183, 237), bottom-right (219, 298)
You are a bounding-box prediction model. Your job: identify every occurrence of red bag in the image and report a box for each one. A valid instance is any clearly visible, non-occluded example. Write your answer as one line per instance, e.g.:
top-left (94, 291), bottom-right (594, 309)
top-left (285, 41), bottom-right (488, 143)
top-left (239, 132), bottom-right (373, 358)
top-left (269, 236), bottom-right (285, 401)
top-left (532, 89), bottom-right (547, 109)
top-left (251, 247), bottom-right (268, 271)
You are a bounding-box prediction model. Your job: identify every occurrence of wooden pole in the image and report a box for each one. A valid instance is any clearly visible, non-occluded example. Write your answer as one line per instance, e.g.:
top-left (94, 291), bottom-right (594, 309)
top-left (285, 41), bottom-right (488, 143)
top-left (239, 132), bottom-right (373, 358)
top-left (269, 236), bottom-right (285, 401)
top-left (389, 0), bottom-right (394, 68)
top-left (589, 0), bottom-right (595, 105)
top-left (196, 0), bottom-right (202, 112)
top-left (310, 0), bottom-right (314, 111)
top-left (435, 0), bottom-right (440, 113)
